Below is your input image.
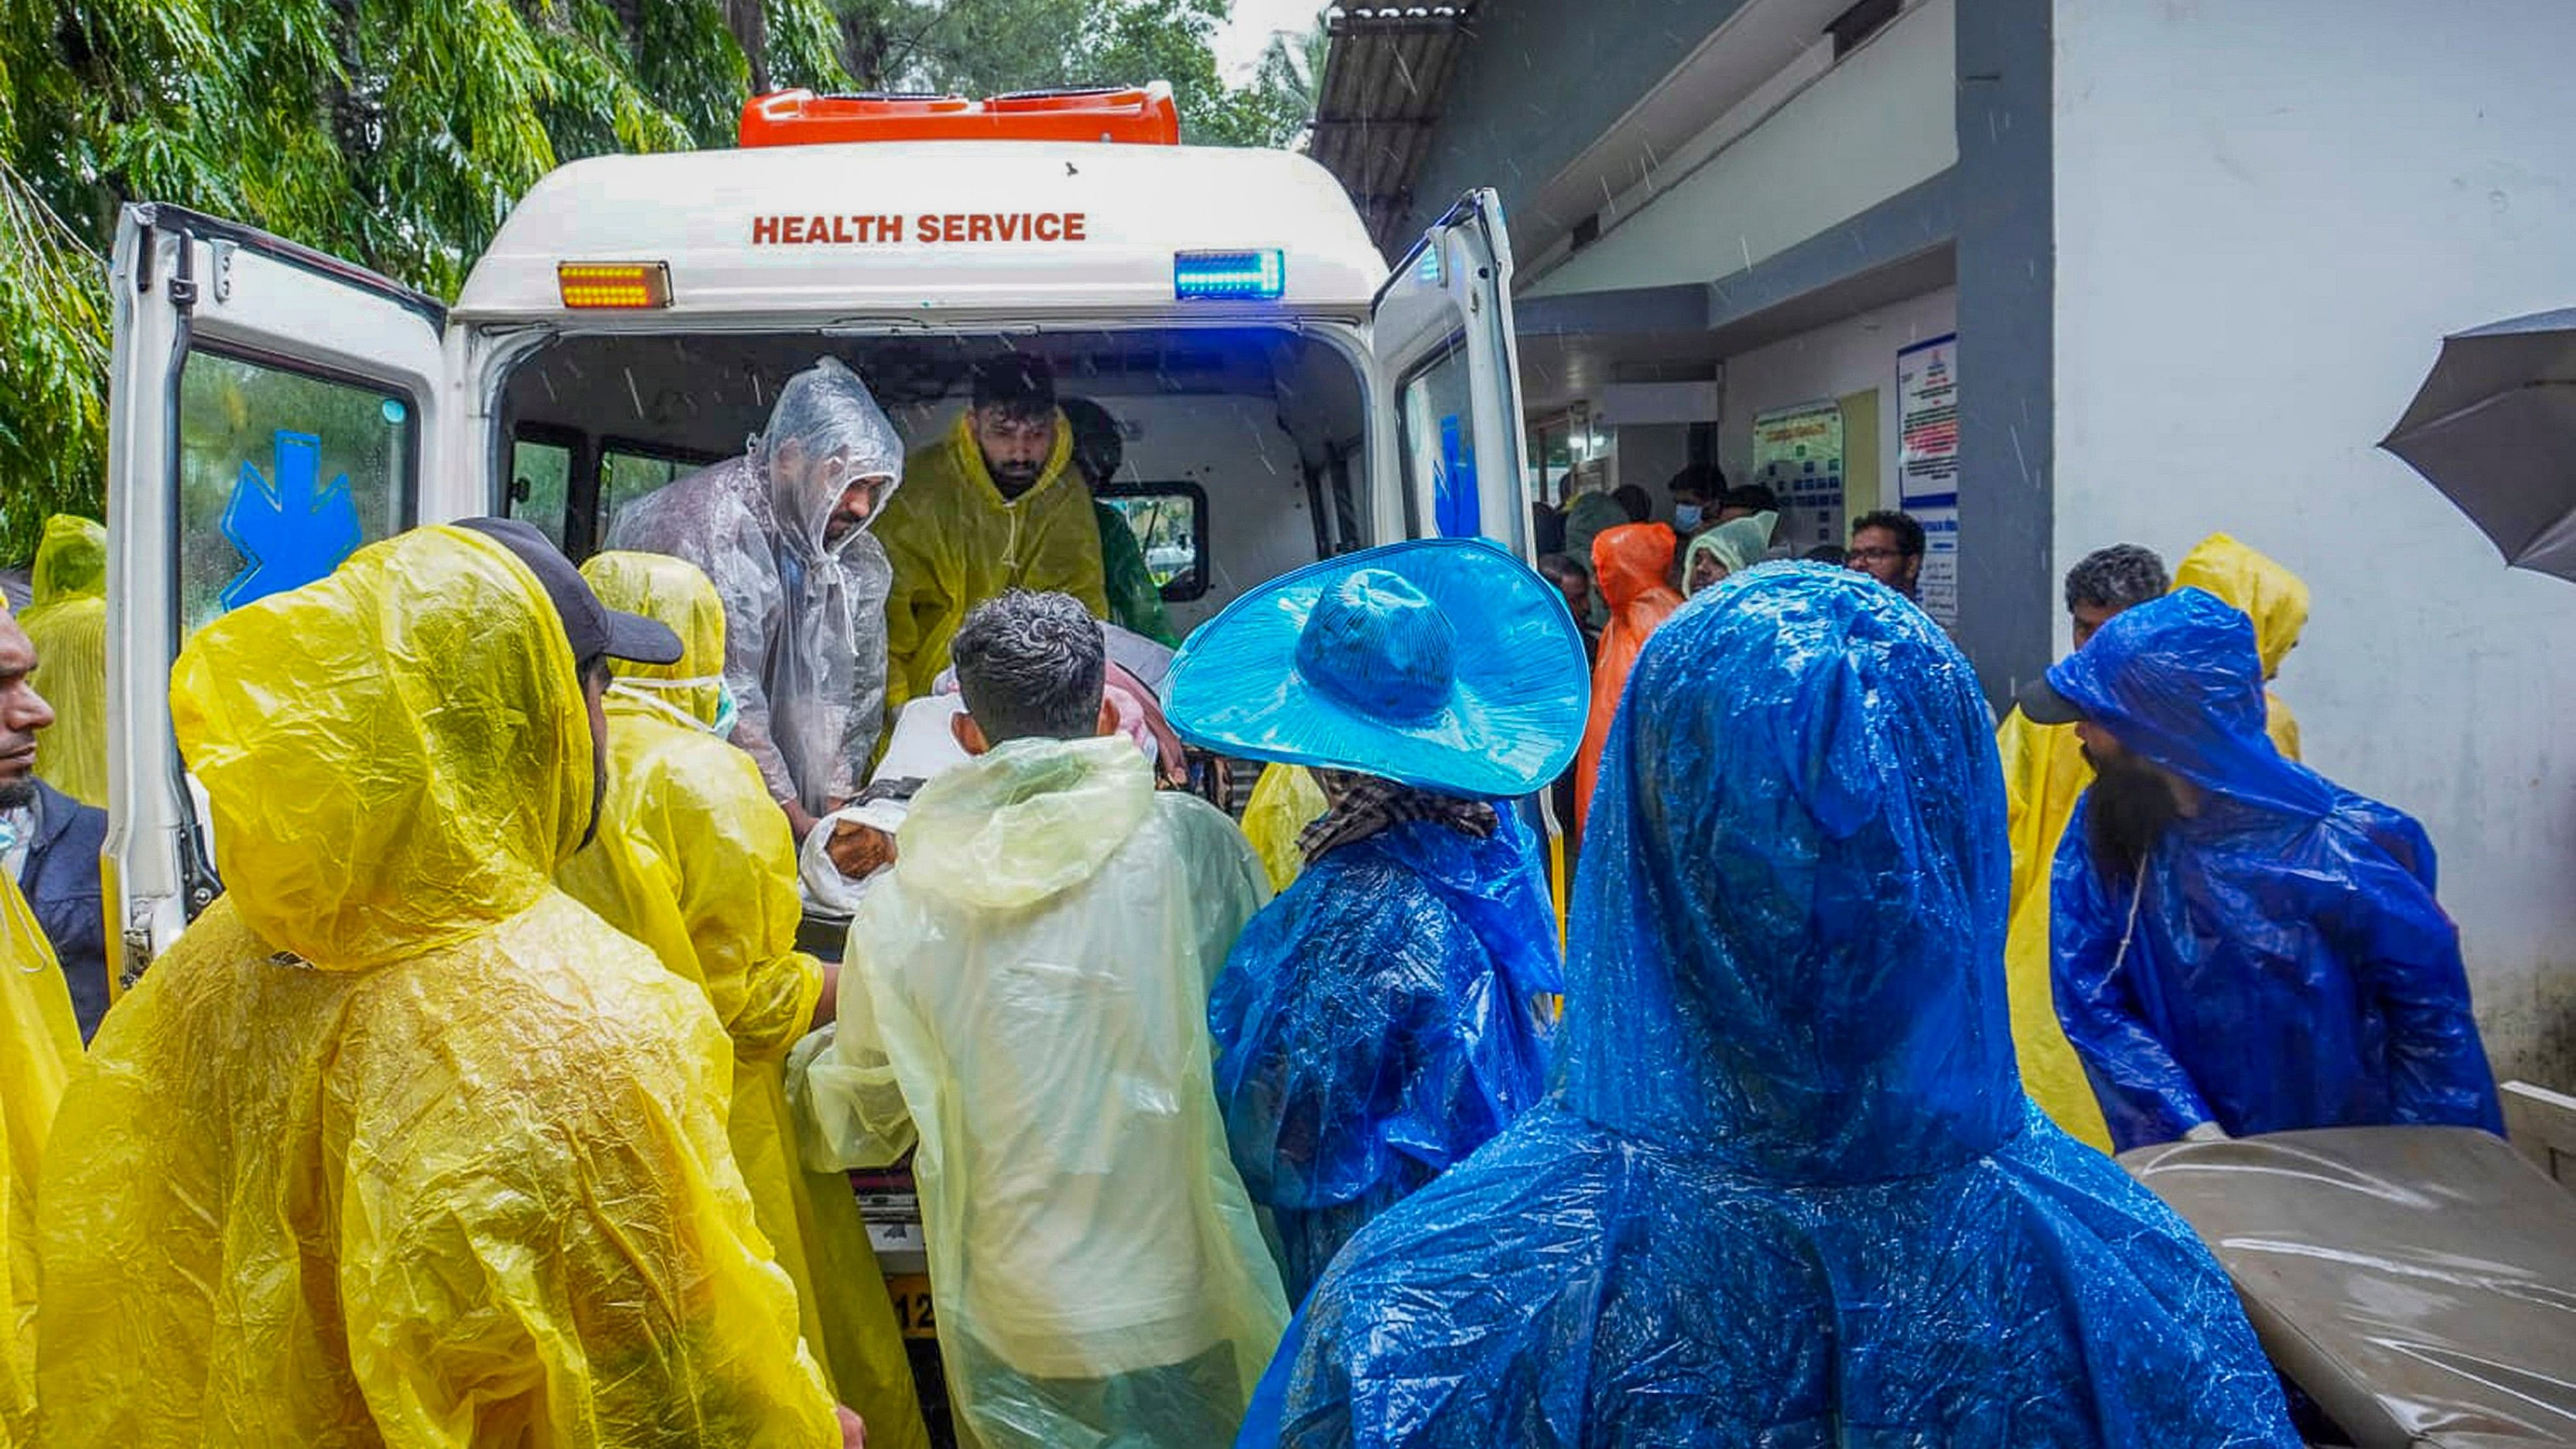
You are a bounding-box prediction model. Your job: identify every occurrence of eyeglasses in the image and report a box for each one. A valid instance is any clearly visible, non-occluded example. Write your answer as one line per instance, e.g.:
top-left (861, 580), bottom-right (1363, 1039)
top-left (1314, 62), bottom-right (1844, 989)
top-left (1847, 547), bottom-right (1914, 564)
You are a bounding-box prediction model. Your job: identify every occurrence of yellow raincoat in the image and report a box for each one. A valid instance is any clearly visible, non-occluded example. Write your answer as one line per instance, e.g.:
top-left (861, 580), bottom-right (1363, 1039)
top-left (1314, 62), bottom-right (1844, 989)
top-left (1242, 762), bottom-right (1329, 893)
top-left (1997, 538), bottom-right (2307, 1153)
top-left (878, 412), bottom-right (1109, 710)
top-left (558, 551), bottom-right (927, 1449)
top-left (2173, 532), bottom-right (2308, 759)
top-left (18, 515), bottom-right (108, 808)
top-left (3, 869), bottom-right (80, 1446)
top-left (36, 526), bottom-right (840, 1447)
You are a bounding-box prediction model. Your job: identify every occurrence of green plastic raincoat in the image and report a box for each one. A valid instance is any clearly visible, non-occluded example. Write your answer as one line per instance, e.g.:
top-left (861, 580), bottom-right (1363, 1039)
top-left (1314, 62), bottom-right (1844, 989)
top-left (37, 526), bottom-right (840, 1447)
top-left (18, 515), bottom-right (107, 808)
top-left (879, 412), bottom-right (1110, 710)
top-left (2, 868), bottom-right (79, 1446)
top-left (791, 735), bottom-right (1287, 1448)
top-left (558, 551), bottom-right (927, 1449)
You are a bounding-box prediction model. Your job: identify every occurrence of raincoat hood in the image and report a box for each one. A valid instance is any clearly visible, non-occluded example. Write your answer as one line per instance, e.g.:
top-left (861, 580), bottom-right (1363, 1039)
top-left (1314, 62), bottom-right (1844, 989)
top-left (894, 735), bottom-right (1152, 911)
top-left (2046, 587), bottom-right (2337, 819)
top-left (583, 550), bottom-right (728, 727)
top-left (1682, 511), bottom-right (1776, 595)
top-left (2173, 532), bottom-right (2308, 679)
top-left (748, 358), bottom-right (906, 562)
top-left (27, 515), bottom-right (105, 606)
top-left (1591, 521), bottom-right (1679, 609)
top-left (1563, 565), bottom-right (2020, 1180)
top-left (171, 525), bottom-right (595, 969)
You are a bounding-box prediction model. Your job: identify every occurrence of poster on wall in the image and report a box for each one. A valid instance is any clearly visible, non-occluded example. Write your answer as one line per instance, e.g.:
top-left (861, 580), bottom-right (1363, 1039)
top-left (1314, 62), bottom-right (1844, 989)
top-left (1897, 333), bottom-right (1960, 629)
top-left (1751, 401), bottom-right (1845, 555)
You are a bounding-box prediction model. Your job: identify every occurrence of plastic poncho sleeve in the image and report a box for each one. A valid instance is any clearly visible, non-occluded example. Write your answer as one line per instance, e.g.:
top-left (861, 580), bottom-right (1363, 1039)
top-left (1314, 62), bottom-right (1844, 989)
top-left (791, 992), bottom-right (920, 1175)
top-left (2048, 810), bottom-right (2216, 1143)
top-left (878, 413), bottom-right (1109, 710)
top-left (2321, 838), bottom-right (2506, 1133)
top-left (1242, 763), bottom-right (1330, 893)
top-left (1095, 500), bottom-right (1178, 646)
top-left (3, 872), bottom-right (79, 1445)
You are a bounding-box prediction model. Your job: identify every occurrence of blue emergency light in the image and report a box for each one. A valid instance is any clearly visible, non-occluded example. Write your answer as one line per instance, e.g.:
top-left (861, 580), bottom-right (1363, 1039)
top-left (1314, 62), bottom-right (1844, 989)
top-left (1174, 249), bottom-right (1285, 300)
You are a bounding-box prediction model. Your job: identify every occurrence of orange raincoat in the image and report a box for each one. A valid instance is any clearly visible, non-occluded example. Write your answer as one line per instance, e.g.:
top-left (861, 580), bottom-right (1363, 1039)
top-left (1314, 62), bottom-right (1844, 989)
top-left (1574, 523), bottom-right (1684, 832)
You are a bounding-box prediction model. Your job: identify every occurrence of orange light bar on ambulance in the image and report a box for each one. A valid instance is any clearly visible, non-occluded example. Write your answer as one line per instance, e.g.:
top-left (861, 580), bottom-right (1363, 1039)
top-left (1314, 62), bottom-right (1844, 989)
top-left (557, 262), bottom-right (672, 310)
top-left (739, 85), bottom-right (1180, 147)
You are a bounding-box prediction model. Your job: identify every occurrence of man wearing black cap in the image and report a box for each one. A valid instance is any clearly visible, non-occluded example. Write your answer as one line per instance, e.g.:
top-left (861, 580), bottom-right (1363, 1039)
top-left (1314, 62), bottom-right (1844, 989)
top-left (37, 519), bottom-right (867, 1445)
top-left (875, 353), bottom-right (1111, 712)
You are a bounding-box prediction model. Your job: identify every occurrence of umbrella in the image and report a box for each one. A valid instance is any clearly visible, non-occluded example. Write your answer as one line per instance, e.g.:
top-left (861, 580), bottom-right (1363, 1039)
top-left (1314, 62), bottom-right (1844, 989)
top-left (2381, 307), bottom-right (2576, 581)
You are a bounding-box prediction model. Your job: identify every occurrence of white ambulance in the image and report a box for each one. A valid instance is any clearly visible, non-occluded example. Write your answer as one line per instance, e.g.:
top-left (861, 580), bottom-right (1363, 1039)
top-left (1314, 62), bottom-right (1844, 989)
top-left (100, 85), bottom-right (1533, 986)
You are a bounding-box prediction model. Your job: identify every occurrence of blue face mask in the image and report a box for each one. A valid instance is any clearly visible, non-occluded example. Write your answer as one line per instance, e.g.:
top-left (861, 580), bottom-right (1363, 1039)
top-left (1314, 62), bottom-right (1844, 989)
top-left (711, 679), bottom-right (741, 739)
top-left (1674, 504), bottom-right (1705, 532)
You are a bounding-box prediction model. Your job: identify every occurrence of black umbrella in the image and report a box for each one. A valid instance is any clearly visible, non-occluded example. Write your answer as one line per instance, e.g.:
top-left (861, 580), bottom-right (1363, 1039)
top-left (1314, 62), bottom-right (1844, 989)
top-left (2380, 307), bottom-right (2576, 581)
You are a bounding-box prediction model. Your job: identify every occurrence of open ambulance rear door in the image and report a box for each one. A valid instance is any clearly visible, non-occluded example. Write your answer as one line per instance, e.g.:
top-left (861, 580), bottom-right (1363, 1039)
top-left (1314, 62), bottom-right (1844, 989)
top-left (101, 204), bottom-right (468, 989)
top-left (1372, 190), bottom-right (1529, 553)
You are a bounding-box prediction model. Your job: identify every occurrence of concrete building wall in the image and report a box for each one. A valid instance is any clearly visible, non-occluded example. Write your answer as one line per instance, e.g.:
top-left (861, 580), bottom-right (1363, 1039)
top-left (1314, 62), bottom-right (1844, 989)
top-left (1528, 0), bottom-right (1957, 299)
top-left (1719, 287), bottom-right (1959, 515)
top-left (2052, 0), bottom-right (2576, 1084)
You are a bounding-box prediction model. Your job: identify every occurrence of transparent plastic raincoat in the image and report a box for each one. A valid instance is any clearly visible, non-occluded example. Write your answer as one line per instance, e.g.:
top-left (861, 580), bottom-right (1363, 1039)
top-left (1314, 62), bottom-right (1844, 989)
top-left (2048, 587), bottom-right (2502, 1150)
top-left (878, 411), bottom-right (1110, 710)
top-left (1242, 567), bottom-right (2297, 1448)
top-left (791, 735), bottom-right (1287, 1448)
top-left (37, 526), bottom-right (840, 1447)
top-left (2172, 532), bottom-right (2308, 758)
top-left (1573, 522), bottom-right (1681, 832)
top-left (18, 514), bottom-right (107, 808)
top-left (1679, 510), bottom-right (1775, 596)
top-left (557, 552), bottom-right (927, 1449)
top-left (1242, 762), bottom-right (1330, 892)
top-left (606, 358), bottom-right (903, 817)
top-left (1210, 809), bottom-right (1560, 1302)
top-left (3, 869), bottom-right (79, 1446)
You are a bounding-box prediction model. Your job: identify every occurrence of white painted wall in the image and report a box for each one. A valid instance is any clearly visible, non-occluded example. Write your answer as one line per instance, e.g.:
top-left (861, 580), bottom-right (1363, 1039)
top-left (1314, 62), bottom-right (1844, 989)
top-left (1719, 287), bottom-right (1957, 507)
top-left (2053, 0), bottom-right (2576, 1085)
top-left (1524, 0), bottom-right (1955, 298)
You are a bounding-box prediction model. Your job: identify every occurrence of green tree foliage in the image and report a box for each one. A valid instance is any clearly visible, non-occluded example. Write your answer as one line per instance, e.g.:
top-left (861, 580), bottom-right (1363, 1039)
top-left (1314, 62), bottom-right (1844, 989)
top-left (0, 0), bottom-right (1317, 564)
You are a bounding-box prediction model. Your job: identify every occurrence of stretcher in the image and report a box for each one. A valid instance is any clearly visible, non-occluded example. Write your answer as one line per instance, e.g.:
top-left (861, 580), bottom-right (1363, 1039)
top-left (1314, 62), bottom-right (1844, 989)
top-left (2123, 1123), bottom-right (2576, 1448)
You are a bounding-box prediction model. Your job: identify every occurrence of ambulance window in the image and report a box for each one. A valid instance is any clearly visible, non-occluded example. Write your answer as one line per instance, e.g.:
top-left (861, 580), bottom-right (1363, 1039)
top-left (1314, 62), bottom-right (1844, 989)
top-left (508, 434), bottom-right (575, 552)
top-left (1396, 337), bottom-right (1480, 539)
top-left (1097, 483), bottom-right (1208, 602)
top-left (175, 348), bottom-right (414, 645)
top-left (600, 444), bottom-right (715, 540)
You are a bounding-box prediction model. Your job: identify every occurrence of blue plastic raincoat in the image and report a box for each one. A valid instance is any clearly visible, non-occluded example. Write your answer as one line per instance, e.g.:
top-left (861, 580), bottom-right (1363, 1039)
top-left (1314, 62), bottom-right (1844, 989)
top-left (2047, 588), bottom-right (2502, 1150)
top-left (1242, 566), bottom-right (2296, 1447)
top-left (1209, 810), bottom-right (1559, 1302)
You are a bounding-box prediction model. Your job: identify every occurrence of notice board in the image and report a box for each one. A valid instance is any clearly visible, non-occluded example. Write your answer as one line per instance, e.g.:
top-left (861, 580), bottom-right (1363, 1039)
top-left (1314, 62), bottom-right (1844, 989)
top-left (1752, 400), bottom-right (1846, 555)
top-left (1897, 333), bottom-right (1960, 628)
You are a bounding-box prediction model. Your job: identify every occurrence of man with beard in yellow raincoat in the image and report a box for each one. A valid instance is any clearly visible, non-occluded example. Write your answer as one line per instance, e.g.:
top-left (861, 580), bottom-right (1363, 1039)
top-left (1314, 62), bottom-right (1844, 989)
top-left (1997, 538), bottom-right (2308, 1152)
top-left (878, 355), bottom-right (1109, 711)
top-left (559, 550), bottom-right (927, 1449)
top-left (36, 519), bottom-right (865, 1447)
top-left (2, 589), bottom-right (82, 1448)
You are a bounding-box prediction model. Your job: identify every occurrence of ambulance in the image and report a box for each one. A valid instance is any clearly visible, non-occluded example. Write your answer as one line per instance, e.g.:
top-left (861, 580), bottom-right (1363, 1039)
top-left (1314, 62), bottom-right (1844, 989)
top-left (99, 84), bottom-right (1535, 985)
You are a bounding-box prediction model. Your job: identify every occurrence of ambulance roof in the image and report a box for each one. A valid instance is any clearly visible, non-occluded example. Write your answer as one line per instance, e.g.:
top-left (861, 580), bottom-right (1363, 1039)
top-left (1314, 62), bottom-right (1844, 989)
top-left (453, 140), bottom-right (1389, 322)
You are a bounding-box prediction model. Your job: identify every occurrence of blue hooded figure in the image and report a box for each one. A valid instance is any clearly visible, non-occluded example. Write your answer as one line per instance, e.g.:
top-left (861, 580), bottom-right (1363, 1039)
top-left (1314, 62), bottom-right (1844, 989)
top-left (2033, 587), bottom-right (2503, 1150)
top-left (1236, 566), bottom-right (2297, 1446)
top-left (1166, 540), bottom-right (1589, 1304)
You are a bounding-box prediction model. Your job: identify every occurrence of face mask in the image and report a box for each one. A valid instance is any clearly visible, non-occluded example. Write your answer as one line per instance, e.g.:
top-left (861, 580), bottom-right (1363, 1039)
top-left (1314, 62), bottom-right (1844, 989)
top-left (607, 675), bottom-right (733, 735)
top-left (1673, 504), bottom-right (1704, 532)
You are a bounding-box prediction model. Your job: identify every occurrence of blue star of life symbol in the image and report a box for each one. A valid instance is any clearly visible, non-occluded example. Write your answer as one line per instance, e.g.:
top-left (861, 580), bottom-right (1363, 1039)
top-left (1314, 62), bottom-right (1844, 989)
top-left (219, 430), bottom-right (362, 612)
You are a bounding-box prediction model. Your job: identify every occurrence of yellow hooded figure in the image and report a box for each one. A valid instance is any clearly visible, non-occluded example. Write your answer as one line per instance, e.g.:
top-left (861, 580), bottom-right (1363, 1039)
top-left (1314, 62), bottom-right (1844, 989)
top-left (2172, 532), bottom-right (2308, 759)
top-left (16, 515), bottom-right (108, 808)
top-left (36, 526), bottom-right (843, 1446)
top-left (876, 360), bottom-right (1110, 712)
top-left (1240, 762), bottom-right (1330, 893)
top-left (559, 551), bottom-right (927, 1449)
top-left (2, 866), bottom-right (80, 1446)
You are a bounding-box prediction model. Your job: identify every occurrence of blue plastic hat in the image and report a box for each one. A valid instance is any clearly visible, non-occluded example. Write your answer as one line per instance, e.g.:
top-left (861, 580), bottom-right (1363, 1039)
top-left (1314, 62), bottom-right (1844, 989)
top-left (1165, 538), bottom-right (1589, 799)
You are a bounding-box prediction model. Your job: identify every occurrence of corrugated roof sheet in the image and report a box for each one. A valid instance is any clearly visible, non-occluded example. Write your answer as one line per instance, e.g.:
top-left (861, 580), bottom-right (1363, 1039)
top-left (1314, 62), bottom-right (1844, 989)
top-left (1308, 5), bottom-right (1479, 253)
